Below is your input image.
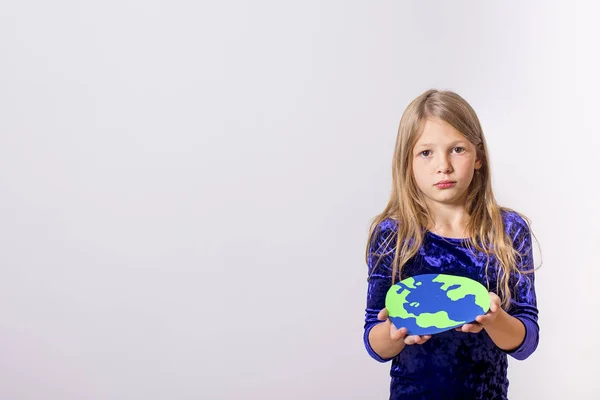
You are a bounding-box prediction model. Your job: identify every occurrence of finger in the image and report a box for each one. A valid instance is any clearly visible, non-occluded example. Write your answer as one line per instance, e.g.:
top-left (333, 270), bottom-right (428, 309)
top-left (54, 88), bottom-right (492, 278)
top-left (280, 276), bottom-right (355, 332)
top-left (479, 312), bottom-right (495, 322)
top-left (490, 301), bottom-right (498, 313)
top-left (420, 335), bottom-right (432, 344)
top-left (377, 308), bottom-right (389, 321)
top-left (463, 323), bottom-right (484, 333)
top-left (397, 327), bottom-right (408, 340)
top-left (489, 293), bottom-right (501, 312)
top-left (404, 335), bottom-right (424, 345)
top-left (461, 323), bottom-right (480, 332)
top-left (390, 324), bottom-right (407, 341)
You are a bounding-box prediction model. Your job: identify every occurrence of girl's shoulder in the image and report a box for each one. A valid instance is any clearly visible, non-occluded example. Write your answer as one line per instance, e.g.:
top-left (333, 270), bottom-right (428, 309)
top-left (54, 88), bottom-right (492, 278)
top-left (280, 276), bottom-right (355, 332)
top-left (500, 207), bottom-right (532, 243)
top-left (377, 217), bottom-right (399, 232)
top-left (370, 217), bottom-right (398, 246)
top-left (368, 217), bottom-right (399, 255)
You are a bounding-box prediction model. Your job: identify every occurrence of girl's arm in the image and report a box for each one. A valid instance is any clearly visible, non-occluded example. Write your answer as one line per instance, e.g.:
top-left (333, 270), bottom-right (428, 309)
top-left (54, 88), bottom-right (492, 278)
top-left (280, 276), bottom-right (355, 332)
top-left (485, 300), bottom-right (528, 352)
top-left (363, 224), bottom-right (401, 362)
top-left (363, 223), bottom-right (430, 362)
top-left (368, 310), bottom-right (407, 359)
top-left (488, 214), bottom-right (540, 360)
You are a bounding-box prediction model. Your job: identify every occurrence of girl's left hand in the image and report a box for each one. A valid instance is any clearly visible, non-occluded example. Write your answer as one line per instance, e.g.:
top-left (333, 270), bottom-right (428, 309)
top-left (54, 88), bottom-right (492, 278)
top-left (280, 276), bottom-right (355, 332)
top-left (456, 292), bottom-right (502, 333)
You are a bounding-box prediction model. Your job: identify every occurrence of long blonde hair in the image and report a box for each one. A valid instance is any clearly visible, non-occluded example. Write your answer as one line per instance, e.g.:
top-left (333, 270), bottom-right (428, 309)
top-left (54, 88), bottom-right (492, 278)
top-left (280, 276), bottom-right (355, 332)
top-left (366, 89), bottom-right (535, 310)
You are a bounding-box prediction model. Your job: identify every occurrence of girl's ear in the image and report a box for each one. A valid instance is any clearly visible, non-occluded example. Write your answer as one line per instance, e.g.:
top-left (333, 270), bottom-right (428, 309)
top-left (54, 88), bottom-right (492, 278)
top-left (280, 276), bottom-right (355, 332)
top-left (475, 143), bottom-right (484, 170)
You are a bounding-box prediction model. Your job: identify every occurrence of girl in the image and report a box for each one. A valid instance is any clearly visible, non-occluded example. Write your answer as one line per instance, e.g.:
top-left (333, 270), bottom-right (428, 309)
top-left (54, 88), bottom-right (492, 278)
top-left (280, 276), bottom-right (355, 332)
top-left (363, 89), bottom-right (539, 400)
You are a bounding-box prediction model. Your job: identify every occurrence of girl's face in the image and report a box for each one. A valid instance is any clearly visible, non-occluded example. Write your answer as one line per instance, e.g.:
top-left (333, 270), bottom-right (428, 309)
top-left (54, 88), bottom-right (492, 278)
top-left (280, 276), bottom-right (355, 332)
top-left (411, 118), bottom-right (482, 209)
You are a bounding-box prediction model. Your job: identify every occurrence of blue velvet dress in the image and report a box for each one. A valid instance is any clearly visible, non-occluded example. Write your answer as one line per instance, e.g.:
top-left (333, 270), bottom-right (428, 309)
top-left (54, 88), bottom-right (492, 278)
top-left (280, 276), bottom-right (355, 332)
top-left (363, 211), bottom-right (539, 399)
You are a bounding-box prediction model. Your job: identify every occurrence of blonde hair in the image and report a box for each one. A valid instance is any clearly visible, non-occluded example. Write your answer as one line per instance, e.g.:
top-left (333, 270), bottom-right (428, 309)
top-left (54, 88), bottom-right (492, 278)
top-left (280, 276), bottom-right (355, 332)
top-left (365, 89), bottom-right (536, 310)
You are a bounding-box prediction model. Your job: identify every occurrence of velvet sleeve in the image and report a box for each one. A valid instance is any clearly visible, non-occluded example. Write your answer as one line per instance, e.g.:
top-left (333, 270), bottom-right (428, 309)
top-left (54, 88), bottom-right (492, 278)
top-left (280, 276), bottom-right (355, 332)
top-left (363, 222), bottom-right (396, 362)
top-left (502, 214), bottom-right (540, 360)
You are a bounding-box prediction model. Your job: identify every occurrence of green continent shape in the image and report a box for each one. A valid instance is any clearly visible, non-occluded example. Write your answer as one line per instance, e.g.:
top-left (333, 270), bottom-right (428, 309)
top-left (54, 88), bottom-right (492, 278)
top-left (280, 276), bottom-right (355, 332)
top-left (402, 277), bottom-right (417, 289)
top-left (386, 280), bottom-right (465, 329)
top-left (386, 284), bottom-right (416, 320)
top-left (415, 310), bottom-right (464, 328)
top-left (432, 274), bottom-right (490, 313)
top-left (385, 277), bottom-right (417, 319)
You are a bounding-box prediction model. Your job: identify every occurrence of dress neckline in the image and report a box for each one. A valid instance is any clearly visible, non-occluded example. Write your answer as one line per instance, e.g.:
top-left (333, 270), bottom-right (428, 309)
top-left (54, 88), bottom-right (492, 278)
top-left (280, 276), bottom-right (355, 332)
top-left (425, 230), bottom-right (469, 242)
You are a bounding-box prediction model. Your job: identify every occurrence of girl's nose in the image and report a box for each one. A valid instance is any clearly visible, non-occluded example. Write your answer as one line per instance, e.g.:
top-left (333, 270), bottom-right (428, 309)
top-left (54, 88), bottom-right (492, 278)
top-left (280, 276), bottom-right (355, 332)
top-left (437, 156), bottom-right (453, 174)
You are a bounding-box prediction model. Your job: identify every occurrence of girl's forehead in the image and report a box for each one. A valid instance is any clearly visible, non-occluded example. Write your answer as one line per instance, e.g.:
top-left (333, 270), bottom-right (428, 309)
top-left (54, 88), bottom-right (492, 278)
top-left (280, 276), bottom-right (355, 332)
top-left (414, 119), bottom-right (468, 146)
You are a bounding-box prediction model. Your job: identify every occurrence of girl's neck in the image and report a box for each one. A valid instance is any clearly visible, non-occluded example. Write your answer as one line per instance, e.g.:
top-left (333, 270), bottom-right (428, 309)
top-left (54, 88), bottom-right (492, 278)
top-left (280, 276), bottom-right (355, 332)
top-left (426, 203), bottom-right (471, 238)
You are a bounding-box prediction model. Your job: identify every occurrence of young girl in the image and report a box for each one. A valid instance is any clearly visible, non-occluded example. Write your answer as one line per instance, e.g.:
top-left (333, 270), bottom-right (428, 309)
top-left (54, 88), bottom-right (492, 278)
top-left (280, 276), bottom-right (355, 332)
top-left (363, 89), bottom-right (539, 400)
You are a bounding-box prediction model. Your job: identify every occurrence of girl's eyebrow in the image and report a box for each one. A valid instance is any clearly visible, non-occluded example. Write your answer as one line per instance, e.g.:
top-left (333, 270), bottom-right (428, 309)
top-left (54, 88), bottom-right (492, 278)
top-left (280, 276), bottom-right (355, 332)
top-left (415, 140), bottom-right (468, 149)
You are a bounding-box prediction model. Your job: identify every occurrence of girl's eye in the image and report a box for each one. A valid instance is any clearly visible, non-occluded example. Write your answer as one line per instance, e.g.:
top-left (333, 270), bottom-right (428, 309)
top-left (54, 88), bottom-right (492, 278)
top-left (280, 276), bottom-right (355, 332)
top-left (419, 150), bottom-right (431, 157)
top-left (453, 147), bottom-right (465, 154)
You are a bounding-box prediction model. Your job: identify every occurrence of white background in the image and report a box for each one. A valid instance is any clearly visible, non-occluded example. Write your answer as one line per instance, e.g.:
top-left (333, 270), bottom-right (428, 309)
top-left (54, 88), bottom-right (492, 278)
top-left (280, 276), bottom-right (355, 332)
top-left (1, 1), bottom-right (598, 399)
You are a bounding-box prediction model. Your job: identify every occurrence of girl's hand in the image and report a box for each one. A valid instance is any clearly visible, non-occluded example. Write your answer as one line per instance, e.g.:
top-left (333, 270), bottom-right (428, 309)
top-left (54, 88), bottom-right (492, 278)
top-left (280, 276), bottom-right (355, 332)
top-left (456, 292), bottom-right (502, 333)
top-left (378, 308), bottom-right (432, 345)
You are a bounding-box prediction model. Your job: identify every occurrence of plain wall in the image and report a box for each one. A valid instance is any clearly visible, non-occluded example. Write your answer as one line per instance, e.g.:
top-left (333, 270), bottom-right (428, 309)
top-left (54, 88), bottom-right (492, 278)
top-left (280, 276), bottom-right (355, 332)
top-left (1, 1), bottom-right (598, 399)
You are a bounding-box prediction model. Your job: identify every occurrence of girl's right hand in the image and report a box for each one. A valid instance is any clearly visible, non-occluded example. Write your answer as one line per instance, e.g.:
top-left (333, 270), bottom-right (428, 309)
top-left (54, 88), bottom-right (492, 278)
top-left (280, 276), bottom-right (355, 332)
top-left (377, 307), bottom-right (432, 346)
